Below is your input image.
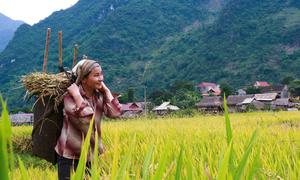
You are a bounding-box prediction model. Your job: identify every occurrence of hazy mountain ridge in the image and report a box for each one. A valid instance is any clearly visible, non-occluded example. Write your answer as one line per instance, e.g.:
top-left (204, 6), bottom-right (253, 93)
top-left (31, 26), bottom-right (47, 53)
top-left (0, 13), bottom-right (24, 52)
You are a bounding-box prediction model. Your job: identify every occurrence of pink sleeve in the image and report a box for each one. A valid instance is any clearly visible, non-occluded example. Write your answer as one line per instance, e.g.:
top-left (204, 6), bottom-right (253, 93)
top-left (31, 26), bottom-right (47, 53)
top-left (103, 97), bottom-right (121, 118)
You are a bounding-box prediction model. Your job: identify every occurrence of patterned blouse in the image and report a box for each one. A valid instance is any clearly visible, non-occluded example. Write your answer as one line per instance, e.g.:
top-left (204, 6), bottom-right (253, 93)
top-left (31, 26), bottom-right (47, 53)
top-left (55, 85), bottom-right (121, 160)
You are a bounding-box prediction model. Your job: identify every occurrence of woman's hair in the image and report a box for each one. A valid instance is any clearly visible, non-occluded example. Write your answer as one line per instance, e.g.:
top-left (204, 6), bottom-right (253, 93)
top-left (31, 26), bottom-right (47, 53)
top-left (72, 59), bottom-right (100, 84)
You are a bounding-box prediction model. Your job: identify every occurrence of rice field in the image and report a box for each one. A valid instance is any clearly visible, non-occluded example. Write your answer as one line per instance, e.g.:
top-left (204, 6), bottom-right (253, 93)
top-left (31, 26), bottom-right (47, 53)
top-left (1, 96), bottom-right (300, 179)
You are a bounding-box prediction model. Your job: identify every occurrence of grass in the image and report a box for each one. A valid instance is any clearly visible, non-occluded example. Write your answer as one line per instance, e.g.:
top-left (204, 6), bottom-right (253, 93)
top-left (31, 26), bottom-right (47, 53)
top-left (1, 96), bottom-right (300, 179)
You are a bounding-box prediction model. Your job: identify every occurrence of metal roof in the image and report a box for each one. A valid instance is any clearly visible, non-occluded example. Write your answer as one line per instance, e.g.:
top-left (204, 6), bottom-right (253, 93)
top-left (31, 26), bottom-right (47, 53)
top-left (254, 93), bottom-right (277, 101)
top-left (153, 102), bottom-right (180, 111)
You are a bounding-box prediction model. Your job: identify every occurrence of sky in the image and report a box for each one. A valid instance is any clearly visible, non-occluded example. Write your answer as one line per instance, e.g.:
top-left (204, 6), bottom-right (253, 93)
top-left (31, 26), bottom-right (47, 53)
top-left (0, 0), bottom-right (79, 25)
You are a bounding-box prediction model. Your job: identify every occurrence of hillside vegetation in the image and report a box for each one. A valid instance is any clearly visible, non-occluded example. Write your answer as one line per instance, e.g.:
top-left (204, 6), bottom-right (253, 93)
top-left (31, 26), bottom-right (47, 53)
top-left (1, 0), bottom-right (300, 110)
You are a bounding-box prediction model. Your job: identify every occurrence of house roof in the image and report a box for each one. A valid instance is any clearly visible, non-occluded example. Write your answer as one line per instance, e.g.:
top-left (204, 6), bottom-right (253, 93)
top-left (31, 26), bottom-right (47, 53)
top-left (254, 93), bottom-right (277, 101)
top-left (198, 82), bottom-right (217, 88)
top-left (271, 98), bottom-right (290, 106)
top-left (251, 100), bottom-right (266, 109)
top-left (121, 103), bottom-right (143, 111)
top-left (207, 87), bottom-right (221, 96)
top-left (260, 85), bottom-right (285, 93)
top-left (240, 97), bottom-right (255, 105)
top-left (152, 102), bottom-right (180, 111)
top-left (196, 96), bottom-right (222, 107)
top-left (254, 81), bottom-right (270, 87)
top-left (227, 95), bottom-right (253, 105)
top-left (237, 89), bottom-right (247, 95)
top-left (10, 113), bottom-right (33, 123)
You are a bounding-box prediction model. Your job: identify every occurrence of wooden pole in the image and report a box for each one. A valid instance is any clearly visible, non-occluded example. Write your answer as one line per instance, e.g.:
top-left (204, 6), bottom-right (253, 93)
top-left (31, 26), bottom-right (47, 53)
top-left (73, 44), bottom-right (78, 68)
top-left (144, 85), bottom-right (147, 118)
top-left (43, 28), bottom-right (51, 73)
top-left (58, 31), bottom-right (63, 67)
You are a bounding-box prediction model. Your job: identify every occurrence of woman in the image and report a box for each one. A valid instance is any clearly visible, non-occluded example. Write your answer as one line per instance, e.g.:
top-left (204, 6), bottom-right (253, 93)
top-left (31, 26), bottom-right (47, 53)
top-left (55, 59), bottom-right (121, 180)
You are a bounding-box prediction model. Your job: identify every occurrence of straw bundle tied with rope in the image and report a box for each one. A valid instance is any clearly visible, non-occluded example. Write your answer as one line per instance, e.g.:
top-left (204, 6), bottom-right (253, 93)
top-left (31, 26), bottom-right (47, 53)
top-left (21, 72), bottom-right (72, 110)
top-left (21, 28), bottom-right (78, 110)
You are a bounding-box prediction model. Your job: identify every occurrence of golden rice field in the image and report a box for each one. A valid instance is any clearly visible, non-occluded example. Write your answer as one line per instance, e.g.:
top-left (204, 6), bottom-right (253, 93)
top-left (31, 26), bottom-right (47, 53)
top-left (8, 111), bottom-right (300, 179)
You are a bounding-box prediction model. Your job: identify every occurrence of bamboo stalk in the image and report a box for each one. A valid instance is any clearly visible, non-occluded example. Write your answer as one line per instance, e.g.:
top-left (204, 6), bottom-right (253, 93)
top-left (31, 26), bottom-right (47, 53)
top-left (43, 28), bottom-right (51, 73)
top-left (58, 31), bottom-right (63, 67)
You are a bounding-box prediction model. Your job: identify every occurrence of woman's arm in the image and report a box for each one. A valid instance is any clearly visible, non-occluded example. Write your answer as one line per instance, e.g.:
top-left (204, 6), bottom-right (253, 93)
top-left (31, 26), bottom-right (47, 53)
top-left (67, 83), bottom-right (84, 109)
top-left (100, 82), bottom-right (122, 118)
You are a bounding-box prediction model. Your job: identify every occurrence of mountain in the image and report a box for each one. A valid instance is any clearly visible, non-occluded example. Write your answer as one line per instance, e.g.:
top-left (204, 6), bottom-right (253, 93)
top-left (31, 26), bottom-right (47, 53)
top-left (0, 13), bottom-right (24, 52)
top-left (1, 0), bottom-right (300, 111)
top-left (0, 0), bottom-right (224, 110)
top-left (146, 0), bottom-right (300, 89)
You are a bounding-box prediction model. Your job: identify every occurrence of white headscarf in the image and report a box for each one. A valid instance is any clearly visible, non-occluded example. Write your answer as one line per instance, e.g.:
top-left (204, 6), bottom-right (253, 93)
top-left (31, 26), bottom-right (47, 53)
top-left (72, 59), bottom-right (100, 84)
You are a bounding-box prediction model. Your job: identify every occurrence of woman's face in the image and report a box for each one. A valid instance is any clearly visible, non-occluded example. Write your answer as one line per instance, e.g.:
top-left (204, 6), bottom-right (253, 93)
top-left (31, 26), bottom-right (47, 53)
top-left (82, 66), bottom-right (104, 91)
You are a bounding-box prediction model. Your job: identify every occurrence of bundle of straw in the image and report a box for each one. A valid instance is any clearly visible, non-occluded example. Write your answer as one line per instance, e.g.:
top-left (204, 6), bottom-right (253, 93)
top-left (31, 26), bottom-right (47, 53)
top-left (21, 72), bottom-right (72, 109)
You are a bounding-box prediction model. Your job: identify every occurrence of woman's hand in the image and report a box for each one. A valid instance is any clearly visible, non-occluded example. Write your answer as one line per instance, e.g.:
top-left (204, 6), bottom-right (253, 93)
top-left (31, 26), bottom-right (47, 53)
top-left (68, 83), bottom-right (84, 108)
top-left (67, 83), bottom-right (80, 97)
top-left (99, 82), bottom-right (113, 102)
top-left (98, 81), bottom-right (108, 93)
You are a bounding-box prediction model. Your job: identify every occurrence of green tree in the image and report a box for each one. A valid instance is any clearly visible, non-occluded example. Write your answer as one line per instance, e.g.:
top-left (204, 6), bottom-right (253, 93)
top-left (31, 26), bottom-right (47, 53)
top-left (289, 79), bottom-right (300, 96)
top-left (149, 90), bottom-right (172, 105)
top-left (169, 81), bottom-right (194, 94)
top-left (246, 86), bottom-right (261, 94)
top-left (118, 93), bottom-right (128, 104)
top-left (220, 82), bottom-right (233, 96)
top-left (281, 76), bottom-right (294, 85)
top-left (170, 90), bottom-right (201, 109)
top-left (127, 88), bottom-right (135, 102)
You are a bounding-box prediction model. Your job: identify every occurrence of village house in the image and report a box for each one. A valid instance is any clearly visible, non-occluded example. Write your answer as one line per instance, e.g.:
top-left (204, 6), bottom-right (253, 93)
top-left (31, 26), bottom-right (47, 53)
top-left (237, 89), bottom-right (247, 96)
top-left (120, 102), bottom-right (144, 118)
top-left (260, 84), bottom-right (289, 98)
top-left (197, 82), bottom-right (221, 96)
top-left (195, 96), bottom-right (223, 113)
top-left (152, 102), bottom-right (180, 115)
top-left (254, 93), bottom-right (278, 101)
top-left (253, 81), bottom-right (270, 88)
top-left (271, 98), bottom-right (294, 110)
top-left (226, 95), bottom-right (254, 112)
top-left (238, 93), bottom-right (278, 111)
top-left (10, 113), bottom-right (33, 126)
top-left (195, 81), bottom-right (293, 113)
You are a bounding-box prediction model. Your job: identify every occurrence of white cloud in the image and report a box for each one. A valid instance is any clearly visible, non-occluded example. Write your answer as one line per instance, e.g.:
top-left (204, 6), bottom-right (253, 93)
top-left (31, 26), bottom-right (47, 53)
top-left (0, 0), bottom-right (79, 25)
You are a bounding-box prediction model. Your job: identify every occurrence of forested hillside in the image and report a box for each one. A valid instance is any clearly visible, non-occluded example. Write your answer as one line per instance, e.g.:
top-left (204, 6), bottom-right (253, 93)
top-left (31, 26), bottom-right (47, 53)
top-left (1, 0), bottom-right (300, 110)
top-left (0, 0), bottom-right (223, 110)
top-left (145, 0), bottom-right (300, 89)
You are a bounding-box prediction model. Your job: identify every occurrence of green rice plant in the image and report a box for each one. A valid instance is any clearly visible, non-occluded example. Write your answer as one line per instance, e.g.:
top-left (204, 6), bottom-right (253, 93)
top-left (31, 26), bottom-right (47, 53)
top-left (185, 146), bottom-right (193, 180)
top-left (0, 95), bottom-right (13, 180)
top-left (115, 134), bottom-right (136, 179)
top-left (71, 113), bottom-right (95, 180)
top-left (17, 156), bottom-right (29, 180)
top-left (90, 130), bottom-right (100, 180)
top-left (218, 95), bottom-right (259, 179)
top-left (247, 147), bottom-right (261, 180)
top-left (175, 145), bottom-right (183, 180)
top-left (111, 132), bottom-right (120, 179)
top-left (234, 130), bottom-right (258, 180)
top-left (7, 103), bottom-right (300, 179)
top-left (223, 95), bottom-right (233, 144)
top-left (153, 142), bottom-right (170, 179)
top-left (141, 144), bottom-right (154, 180)
top-left (217, 140), bottom-right (233, 179)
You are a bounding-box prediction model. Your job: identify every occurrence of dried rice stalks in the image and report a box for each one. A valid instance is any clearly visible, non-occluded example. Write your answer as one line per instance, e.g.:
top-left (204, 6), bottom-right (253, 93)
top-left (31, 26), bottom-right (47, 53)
top-left (21, 72), bottom-right (72, 109)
